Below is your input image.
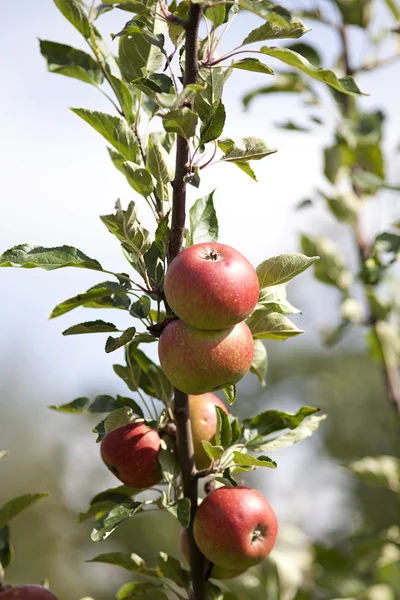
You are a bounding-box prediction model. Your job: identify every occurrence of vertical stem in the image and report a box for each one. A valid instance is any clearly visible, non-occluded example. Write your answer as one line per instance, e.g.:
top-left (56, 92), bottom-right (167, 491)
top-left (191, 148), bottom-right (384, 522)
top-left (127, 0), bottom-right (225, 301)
top-left (168, 4), bottom-right (207, 599)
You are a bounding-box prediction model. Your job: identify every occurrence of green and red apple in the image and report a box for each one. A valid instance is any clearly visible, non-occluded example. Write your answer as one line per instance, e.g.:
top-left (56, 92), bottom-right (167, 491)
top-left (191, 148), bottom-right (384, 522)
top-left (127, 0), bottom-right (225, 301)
top-left (188, 393), bottom-right (228, 470)
top-left (164, 242), bottom-right (260, 330)
top-left (0, 586), bottom-right (59, 599)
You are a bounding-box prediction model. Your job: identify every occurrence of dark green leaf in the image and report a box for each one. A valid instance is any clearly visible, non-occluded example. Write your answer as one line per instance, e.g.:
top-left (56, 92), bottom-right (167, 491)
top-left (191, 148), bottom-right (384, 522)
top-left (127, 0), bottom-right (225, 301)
top-left (243, 406), bottom-right (320, 437)
top-left (63, 320), bottom-right (119, 335)
top-left (195, 67), bottom-right (224, 119)
top-left (177, 498), bottom-right (191, 529)
top-left (288, 42), bottom-right (321, 66)
top-left (0, 494), bottom-right (48, 529)
top-left (70, 109), bottom-right (138, 161)
top-left (109, 75), bottom-right (135, 124)
top-left (232, 452), bottom-right (277, 468)
top-left (231, 58), bottom-right (274, 75)
top-left (116, 581), bottom-right (168, 600)
top-left (242, 17), bottom-right (310, 45)
top-left (0, 526), bottom-right (12, 571)
top-left (105, 327), bottom-right (137, 353)
top-left (104, 407), bottom-right (133, 433)
top-left (122, 163), bottom-right (155, 198)
top-left (256, 253), bottom-right (319, 287)
top-left (333, 0), bottom-right (372, 27)
top-left (91, 504), bottom-right (144, 541)
top-left (189, 190), bottom-right (219, 245)
top-left (39, 40), bottom-right (103, 85)
top-left (200, 100), bottom-right (226, 144)
top-left (374, 232), bottom-right (400, 256)
top-left (238, 0), bottom-right (293, 24)
top-left (215, 406), bottom-right (232, 448)
top-left (88, 551), bottom-right (161, 577)
top-left (250, 415), bottom-right (327, 451)
top-left (219, 137), bottom-right (276, 162)
top-left (49, 397), bottom-right (90, 413)
top-left (50, 282), bottom-right (130, 319)
top-left (260, 46), bottom-right (365, 96)
top-left (247, 309), bottom-right (304, 339)
top-left (223, 385), bottom-right (236, 405)
top-left (118, 18), bottom-right (165, 82)
top-left (79, 486), bottom-right (140, 522)
top-left (130, 296), bottom-right (151, 319)
top-left (250, 339), bottom-right (268, 386)
top-left (53, 0), bottom-right (92, 39)
top-left (158, 551), bottom-right (190, 589)
top-left (100, 200), bottom-right (151, 256)
top-left (0, 244), bottom-right (102, 271)
top-left (162, 107), bottom-right (198, 140)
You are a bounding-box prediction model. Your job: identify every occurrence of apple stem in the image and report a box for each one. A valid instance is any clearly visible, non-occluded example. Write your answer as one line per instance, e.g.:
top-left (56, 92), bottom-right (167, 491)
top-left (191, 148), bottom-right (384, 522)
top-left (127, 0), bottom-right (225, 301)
top-left (168, 3), bottom-right (209, 599)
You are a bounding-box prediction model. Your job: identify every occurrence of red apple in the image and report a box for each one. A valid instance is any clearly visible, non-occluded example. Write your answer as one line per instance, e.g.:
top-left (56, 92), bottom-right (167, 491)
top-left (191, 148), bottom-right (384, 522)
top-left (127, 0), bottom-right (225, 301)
top-left (164, 242), bottom-right (260, 330)
top-left (193, 486), bottom-right (278, 570)
top-left (100, 422), bottom-right (161, 489)
top-left (188, 393), bottom-right (228, 470)
top-left (158, 320), bottom-right (254, 395)
top-left (180, 529), bottom-right (247, 580)
top-left (0, 586), bottom-right (59, 599)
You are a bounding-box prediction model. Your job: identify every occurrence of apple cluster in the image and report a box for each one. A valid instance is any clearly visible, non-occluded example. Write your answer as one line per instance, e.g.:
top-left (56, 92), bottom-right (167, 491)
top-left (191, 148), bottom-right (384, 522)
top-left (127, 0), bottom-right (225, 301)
top-left (158, 242), bottom-right (260, 395)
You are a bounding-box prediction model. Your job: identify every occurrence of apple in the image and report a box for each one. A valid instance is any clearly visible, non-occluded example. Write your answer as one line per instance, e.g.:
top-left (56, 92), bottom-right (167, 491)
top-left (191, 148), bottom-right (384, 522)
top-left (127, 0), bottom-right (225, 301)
top-left (180, 529), bottom-right (247, 579)
top-left (188, 393), bottom-right (228, 470)
top-left (0, 586), bottom-right (59, 599)
top-left (164, 242), bottom-right (260, 330)
top-left (101, 422), bottom-right (161, 489)
top-left (158, 320), bottom-right (254, 395)
top-left (193, 486), bottom-right (278, 570)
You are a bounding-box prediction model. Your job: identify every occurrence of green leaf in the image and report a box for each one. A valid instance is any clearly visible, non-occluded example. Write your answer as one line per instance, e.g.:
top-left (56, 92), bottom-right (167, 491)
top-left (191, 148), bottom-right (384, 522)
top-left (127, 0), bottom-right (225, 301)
top-left (300, 235), bottom-right (352, 290)
top-left (0, 244), bottom-right (102, 271)
top-left (162, 107), bottom-right (198, 140)
top-left (105, 327), bottom-right (137, 353)
top-left (189, 191), bottom-right (219, 245)
top-left (256, 253), bottom-right (319, 287)
top-left (242, 17), bottom-right (310, 45)
top-left (234, 161), bottom-right (258, 181)
top-left (158, 437), bottom-right (177, 484)
top-left (0, 451), bottom-right (8, 461)
top-left (118, 16), bottom-right (165, 82)
top-left (100, 200), bottom-right (151, 256)
top-left (104, 407), bottom-right (133, 433)
top-left (88, 552), bottom-right (161, 577)
top-left (0, 526), bottom-right (12, 571)
top-left (200, 100), bottom-right (226, 144)
top-left (109, 75), bottom-right (135, 124)
top-left (247, 310), bottom-right (304, 339)
top-left (177, 498), bottom-right (191, 529)
top-left (288, 42), bottom-right (321, 66)
top-left (78, 485), bottom-right (140, 523)
top-left (53, 0), bottom-right (92, 39)
top-left (251, 415), bottom-right (327, 451)
top-left (232, 451), bottom-right (277, 469)
top-left (257, 285), bottom-right (300, 315)
top-left (231, 58), bottom-right (274, 75)
top-left (219, 137), bottom-right (277, 162)
top-left (383, 0), bottom-right (400, 19)
top-left (130, 296), bottom-right (151, 319)
top-left (158, 552), bottom-right (190, 589)
top-left (49, 397), bottom-right (90, 413)
top-left (250, 339), bottom-right (268, 386)
top-left (322, 191), bottom-right (360, 224)
top-left (0, 494), bottom-right (48, 529)
top-left (243, 406), bottom-right (320, 437)
top-left (116, 581), bottom-right (168, 600)
top-left (352, 171), bottom-right (400, 194)
top-left (260, 46), bottom-right (365, 96)
top-left (374, 232), bottom-right (400, 256)
top-left (70, 109), bottom-right (138, 161)
top-left (51, 281), bottom-right (129, 319)
top-left (333, 0), bottom-right (372, 27)
top-left (347, 456), bottom-right (400, 493)
top-left (195, 67), bottom-right (224, 120)
top-left (63, 320), bottom-right (119, 335)
top-left (215, 406), bottom-right (232, 449)
top-left (147, 142), bottom-right (174, 185)
top-left (201, 441), bottom-right (224, 460)
top-left (238, 0), bottom-right (293, 24)
top-left (121, 162), bottom-right (155, 198)
top-left (206, 2), bottom-right (226, 26)
top-left (243, 72), bottom-right (309, 109)
top-left (39, 40), bottom-right (103, 85)
top-left (112, 19), bottom-right (165, 51)
top-left (91, 504), bottom-right (144, 541)
top-left (223, 385), bottom-right (236, 405)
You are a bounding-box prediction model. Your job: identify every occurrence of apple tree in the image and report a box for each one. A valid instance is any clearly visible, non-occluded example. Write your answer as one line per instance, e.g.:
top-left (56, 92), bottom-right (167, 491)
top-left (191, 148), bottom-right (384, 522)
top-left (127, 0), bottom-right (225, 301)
top-left (0, 0), bottom-right (369, 598)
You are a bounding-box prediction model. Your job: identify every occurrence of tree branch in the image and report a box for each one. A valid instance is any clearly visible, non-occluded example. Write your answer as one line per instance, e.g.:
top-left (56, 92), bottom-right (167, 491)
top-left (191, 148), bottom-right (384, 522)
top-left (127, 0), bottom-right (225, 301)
top-left (168, 3), bottom-right (208, 599)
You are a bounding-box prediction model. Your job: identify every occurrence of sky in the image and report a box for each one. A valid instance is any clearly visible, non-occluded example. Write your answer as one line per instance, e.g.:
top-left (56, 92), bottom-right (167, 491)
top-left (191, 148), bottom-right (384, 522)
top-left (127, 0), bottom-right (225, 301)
top-left (0, 0), bottom-right (399, 550)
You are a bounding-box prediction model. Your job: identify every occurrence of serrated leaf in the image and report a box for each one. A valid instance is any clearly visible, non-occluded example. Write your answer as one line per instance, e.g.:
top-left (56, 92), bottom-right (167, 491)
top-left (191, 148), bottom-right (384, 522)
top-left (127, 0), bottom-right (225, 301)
top-left (231, 58), bottom-right (274, 75)
top-left (162, 107), bottom-right (198, 140)
top-left (0, 244), bottom-right (102, 271)
top-left (49, 397), bottom-right (91, 413)
top-left (100, 200), bottom-right (151, 256)
top-left (261, 46), bottom-right (365, 96)
top-left (189, 191), bottom-right (219, 245)
top-left (224, 385), bottom-right (236, 405)
top-left (201, 441), bottom-right (224, 460)
top-left (242, 17), bottom-right (310, 45)
top-left (238, 0), bottom-right (293, 24)
top-left (91, 504), bottom-right (143, 541)
top-left (219, 137), bottom-right (277, 162)
top-left (251, 415), bottom-right (327, 451)
top-left (53, 0), bottom-right (92, 39)
top-left (63, 320), bottom-right (119, 335)
top-left (0, 494), bottom-right (48, 529)
top-left (256, 253), bottom-right (319, 287)
top-left (250, 339), bottom-right (268, 385)
top-left (200, 100), bottom-right (226, 144)
top-left (147, 142), bottom-right (174, 184)
top-left (70, 109), bottom-right (138, 161)
top-left (39, 40), bottom-right (103, 85)
top-left (257, 285), bottom-right (300, 315)
top-left (247, 310), bottom-right (304, 339)
top-left (88, 552), bottom-right (161, 577)
top-left (118, 13), bottom-right (165, 81)
top-left (215, 406), bottom-right (232, 448)
top-left (105, 327), bottom-right (137, 353)
top-left (232, 451), bottom-right (277, 468)
top-left (104, 407), bottom-right (133, 433)
top-left (243, 406), bottom-right (319, 437)
top-left (347, 456), bottom-right (400, 493)
top-left (130, 296), bottom-right (151, 319)
top-left (109, 75), bottom-right (135, 124)
top-left (177, 497), bottom-right (191, 529)
top-left (50, 282), bottom-right (129, 319)
top-left (121, 162), bottom-right (155, 198)
top-left (78, 485), bottom-right (140, 522)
